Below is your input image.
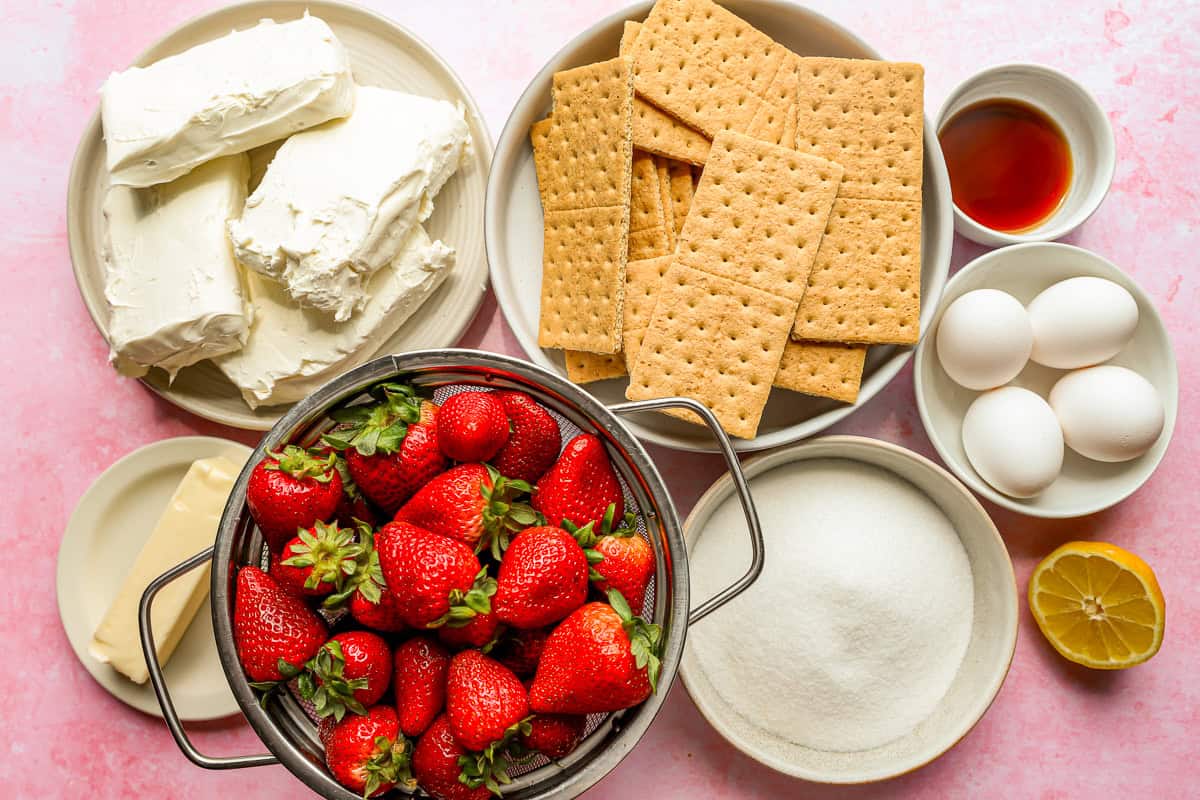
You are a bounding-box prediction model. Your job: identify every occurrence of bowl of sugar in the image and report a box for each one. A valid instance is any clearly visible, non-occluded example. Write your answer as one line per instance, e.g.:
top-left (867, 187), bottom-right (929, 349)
top-left (680, 435), bottom-right (1017, 783)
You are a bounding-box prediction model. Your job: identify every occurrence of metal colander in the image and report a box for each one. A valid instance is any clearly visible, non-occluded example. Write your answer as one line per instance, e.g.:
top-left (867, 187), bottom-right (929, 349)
top-left (139, 350), bottom-right (762, 800)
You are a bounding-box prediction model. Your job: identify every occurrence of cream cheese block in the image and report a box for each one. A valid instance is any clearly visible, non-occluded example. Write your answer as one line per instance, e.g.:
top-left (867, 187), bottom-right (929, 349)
top-left (229, 86), bottom-right (470, 321)
top-left (90, 454), bottom-right (245, 684)
top-left (216, 225), bottom-right (455, 408)
top-left (103, 154), bottom-right (251, 379)
top-left (101, 15), bottom-right (354, 187)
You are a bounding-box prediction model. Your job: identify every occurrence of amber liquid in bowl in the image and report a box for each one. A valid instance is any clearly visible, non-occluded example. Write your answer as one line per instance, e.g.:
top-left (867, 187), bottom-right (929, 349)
top-left (939, 98), bottom-right (1072, 233)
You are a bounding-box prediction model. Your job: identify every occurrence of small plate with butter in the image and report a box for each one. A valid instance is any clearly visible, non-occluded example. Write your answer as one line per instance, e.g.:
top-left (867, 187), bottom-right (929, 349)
top-left (56, 436), bottom-right (251, 720)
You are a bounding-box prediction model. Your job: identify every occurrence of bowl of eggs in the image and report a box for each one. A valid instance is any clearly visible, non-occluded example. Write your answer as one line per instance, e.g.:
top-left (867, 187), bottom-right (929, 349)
top-left (914, 242), bottom-right (1177, 518)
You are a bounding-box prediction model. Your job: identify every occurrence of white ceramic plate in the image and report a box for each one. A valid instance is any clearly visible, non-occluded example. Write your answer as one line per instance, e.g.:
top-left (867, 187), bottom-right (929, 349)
top-left (57, 436), bottom-right (252, 721)
top-left (914, 243), bottom-right (1178, 518)
top-left (68, 0), bottom-right (493, 430)
top-left (486, 0), bottom-right (953, 452)
top-left (680, 436), bottom-right (1017, 783)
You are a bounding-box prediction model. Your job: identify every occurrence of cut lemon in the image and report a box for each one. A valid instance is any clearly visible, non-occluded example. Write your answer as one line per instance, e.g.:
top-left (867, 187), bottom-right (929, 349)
top-left (1028, 541), bottom-right (1165, 669)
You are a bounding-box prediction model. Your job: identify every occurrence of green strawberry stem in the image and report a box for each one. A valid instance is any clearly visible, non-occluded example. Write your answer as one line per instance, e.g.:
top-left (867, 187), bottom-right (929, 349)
top-left (298, 640), bottom-right (370, 721)
top-left (263, 445), bottom-right (337, 482)
top-left (437, 569), bottom-right (497, 629)
top-left (248, 658), bottom-right (304, 705)
top-left (322, 382), bottom-right (423, 456)
top-left (281, 520), bottom-right (362, 591)
top-left (607, 588), bottom-right (663, 693)
top-left (324, 522), bottom-right (385, 609)
top-left (363, 733), bottom-right (416, 798)
top-left (479, 465), bottom-right (542, 560)
top-left (457, 717), bottom-right (532, 794)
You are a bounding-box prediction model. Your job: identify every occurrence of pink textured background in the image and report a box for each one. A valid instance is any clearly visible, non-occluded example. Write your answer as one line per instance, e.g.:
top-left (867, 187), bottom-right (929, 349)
top-left (3, 0), bottom-right (1196, 796)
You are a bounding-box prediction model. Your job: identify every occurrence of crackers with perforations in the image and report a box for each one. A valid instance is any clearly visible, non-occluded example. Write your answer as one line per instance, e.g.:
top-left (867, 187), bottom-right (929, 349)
top-left (775, 341), bottom-right (867, 403)
top-left (667, 160), bottom-right (694, 238)
top-left (628, 150), bottom-right (672, 260)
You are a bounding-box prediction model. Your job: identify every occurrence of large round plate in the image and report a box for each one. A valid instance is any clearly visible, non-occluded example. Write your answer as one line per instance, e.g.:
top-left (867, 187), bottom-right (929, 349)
top-left (68, 0), bottom-right (493, 430)
top-left (486, 0), bottom-right (952, 452)
top-left (56, 436), bottom-right (252, 721)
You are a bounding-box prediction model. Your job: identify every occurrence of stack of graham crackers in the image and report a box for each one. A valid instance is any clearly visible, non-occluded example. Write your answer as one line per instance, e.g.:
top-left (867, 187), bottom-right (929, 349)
top-left (533, 0), bottom-right (924, 439)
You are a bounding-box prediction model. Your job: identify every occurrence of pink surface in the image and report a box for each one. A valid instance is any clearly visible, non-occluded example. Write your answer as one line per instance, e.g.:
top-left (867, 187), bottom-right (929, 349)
top-left (4, 0), bottom-right (1196, 796)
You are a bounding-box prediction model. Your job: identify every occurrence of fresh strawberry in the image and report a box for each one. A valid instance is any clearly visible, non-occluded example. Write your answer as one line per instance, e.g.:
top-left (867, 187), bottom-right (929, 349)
top-left (490, 391), bottom-right (561, 484)
top-left (437, 391), bottom-right (510, 462)
top-left (298, 631), bottom-right (392, 721)
top-left (394, 463), bottom-right (538, 557)
top-left (446, 650), bottom-right (530, 752)
top-left (412, 716), bottom-right (494, 800)
top-left (529, 590), bottom-right (662, 715)
top-left (323, 383), bottom-right (447, 514)
top-left (234, 567), bottom-right (327, 684)
top-left (493, 526), bottom-right (591, 630)
top-left (324, 524), bottom-right (408, 632)
top-left (532, 434), bottom-right (623, 529)
top-left (521, 714), bottom-right (586, 760)
top-left (569, 506), bottom-right (654, 612)
top-left (325, 706), bottom-right (415, 797)
top-left (494, 627), bottom-right (550, 679)
top-left (438, 611), bottom-right (502, 651)
top-left (350, 585), bottom-right (407, 632)
top-left (270, 520), bottom-right (361, 598)
top-left (247, 445), bottom-right (342, 551)
top-left (393, 636), bottom-right (450, 738)
top-left (376, 521), bottom-right (496, 629)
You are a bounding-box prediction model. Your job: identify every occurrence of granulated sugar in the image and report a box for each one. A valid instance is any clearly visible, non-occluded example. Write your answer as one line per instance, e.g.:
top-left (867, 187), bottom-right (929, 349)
top-left (689, 458), bottom-right (974, 752)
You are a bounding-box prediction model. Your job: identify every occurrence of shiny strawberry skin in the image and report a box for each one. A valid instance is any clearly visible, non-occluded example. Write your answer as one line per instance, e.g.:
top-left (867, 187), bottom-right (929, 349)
top-left (347, 420), bottom-right (446, 514)
top-left (438, 611), bottom-right (502, 651)
top-left (350, 583), bottom-right (407, 633)
top-left (247, 450), bottom-right (342, 552)
top-left (393, 636), bottom-right (450, 738)
top-left (333, 631), bottom-right (392, 708)
top-left (532, 434), bottom-right (624, 529)
top-left (437, 391), bottom-right (511, 462)
top-left (234, 567), bottom-right (327, 683)
top-left (446, 650), bottom-right (530, 751)
top-left (413, 716), bottom-right (491, 800)
top-left (593, 534), bottom-right (655, 612)
top-left (325, 706), bottom-right (410, 797)
top-left (521, 714), bottom-right (586, 760)
top-left (490, 391), bottom-right (561, 484)
top-left (494, 627), bottom-right (550, 678)
top-left (393, 463), bottom-right (492, 546)
top-left (493, 527), bottom-right (589, 629)
top-left (376, 521), bottom-right (482, 628)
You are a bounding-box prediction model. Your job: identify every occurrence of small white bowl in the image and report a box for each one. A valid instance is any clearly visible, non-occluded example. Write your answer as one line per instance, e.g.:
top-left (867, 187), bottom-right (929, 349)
top-left (915, 243), bottom-right (1177, 518)
top-left (936, 64), bottom-right (1115, 246)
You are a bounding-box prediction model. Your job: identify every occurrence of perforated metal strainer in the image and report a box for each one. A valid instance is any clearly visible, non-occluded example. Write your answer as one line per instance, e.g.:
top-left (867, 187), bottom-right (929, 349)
top-left (139, 350), bottom-right (762, 799)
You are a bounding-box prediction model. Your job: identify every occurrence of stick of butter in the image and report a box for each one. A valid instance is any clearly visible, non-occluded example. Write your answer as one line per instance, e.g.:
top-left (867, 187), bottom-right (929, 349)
top-left (89, 454), bottom-right (245, 684)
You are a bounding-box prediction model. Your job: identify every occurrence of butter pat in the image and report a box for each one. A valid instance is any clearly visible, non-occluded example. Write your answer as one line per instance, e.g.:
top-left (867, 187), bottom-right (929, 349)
top-left (90, 455), bottom-right (244, 684)
top-left (217, 225), bottom-right (455, 408)
top-left (103, 154), bottom-right (251, 379)
top-left (101, 15), bottom-right (354, 187)
top-left (229, 86), bottom-right (470, 321)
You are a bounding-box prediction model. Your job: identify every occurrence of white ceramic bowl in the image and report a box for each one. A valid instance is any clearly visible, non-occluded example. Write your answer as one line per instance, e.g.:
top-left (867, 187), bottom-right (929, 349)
top-left (937, 63), bottom-right (1115, 246)
top-left (915, 243), bottom-right (1177, 518)
top-left (681, 436), bottom-right (1017, 783)
top-left (486, 0), bottom-right (953, 453)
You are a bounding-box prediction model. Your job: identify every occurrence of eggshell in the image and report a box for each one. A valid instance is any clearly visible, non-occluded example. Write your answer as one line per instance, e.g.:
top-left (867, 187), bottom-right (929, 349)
top-left (936, 289), bottom-right (1033, 390)
top-left (1049, 366), bottom-right (1165, 462)
top-left (1027, 277), bottom-right (1139, 369)
top-left (962, 386), bottom-right (1064, 498)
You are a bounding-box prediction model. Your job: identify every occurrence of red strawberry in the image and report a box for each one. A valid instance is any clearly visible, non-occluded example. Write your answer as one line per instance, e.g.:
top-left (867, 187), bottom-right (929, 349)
top-left (247, 445), bottom-right (342, 551)
top-left (437, 391), bottom-right (510, 462)
top-left (325, 706), bottom-right (415, 797)
top-left (521, 714), bottom-right (586, 760)
top-left (270, 520), bottom-right (361, 598)
top-left (325, 524), bottom-right (407, 632)
top-left (570, 506), bottom-right (654, 612)
top-left (438, 611), bottom-right (502, 651)
top-left (350, 585), bottom-right (407, 632)
top-left (491, 391), bottom-right (561, 484)
top-left (412, 716), bottom-right (493, 800)
top-left (324, 383), bottom-right (447, 514)
top-left (494, 627), bottom-right (550, 678)
top-left (529, 590), bottom-right (662, 715)
top-left (394, 463), bottom-right (538, 557)
top-left (299, 631), bottom-right (392, 721)
top-left (493, 526), bottom-right (591, 630)
top-left (532, 434), bottom-right (623, 529)
top-left (376, 521), bottom-right (495, 629)
top-left (393, 636), bottom-right (450, 738)
top-left (446, 650), bottom-right (530, 752)
top-left (234, 567), bottom-right (327, 684)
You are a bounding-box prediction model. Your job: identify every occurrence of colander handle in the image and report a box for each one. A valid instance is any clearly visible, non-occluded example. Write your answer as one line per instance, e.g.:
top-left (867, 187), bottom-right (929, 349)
top-left (139, 547), bottom-right (279, 770)
top-left (608, 397), bottom-right (764, 626)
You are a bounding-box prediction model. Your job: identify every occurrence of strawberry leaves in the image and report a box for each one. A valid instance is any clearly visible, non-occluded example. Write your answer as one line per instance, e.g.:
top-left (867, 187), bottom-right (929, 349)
top-left (440, 569), bottom-right (498, 628)
top-left (264, 445), bottom-right (337, 482)
top-left (281, 520), bottom-right (362, 592)
top-left (362, 733), bottom-right (416, 797)
top-left (297, 639), bottom-right (369, 721)
top-left (607, 588), bottom-right (663, 693)
top-left (323, 382), bottom-right (423, 456)
top-left (477, 465), bottom-right (542, 560)
top-left (456, 717), bottom-right (532, 795)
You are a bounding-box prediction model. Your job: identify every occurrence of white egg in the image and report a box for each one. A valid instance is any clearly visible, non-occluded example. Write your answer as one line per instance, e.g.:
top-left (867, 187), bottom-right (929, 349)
top-left (962, 386), bottom-right (1064, 498)
top-left (1027, 276), bottom-right (1139, 369)
top-left (936, 289), bottom-right (1033, 390)
top-left (1049, 366), bottom-right (1165, 462)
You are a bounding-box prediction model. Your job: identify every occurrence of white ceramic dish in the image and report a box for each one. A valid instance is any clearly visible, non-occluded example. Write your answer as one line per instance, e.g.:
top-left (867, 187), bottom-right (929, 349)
top-left (680, 436), bottom-right (1017, 783)
top-left (57, 436), bottom-right (252, 721)
top-left (67, 0), bottom-right (493, 431)
top-left (937, 63), bottom-right (1115, 246)
top-left (486, 0), bottom-right (953, 453)
top-left (915, 243), bottom-right (1177, 518)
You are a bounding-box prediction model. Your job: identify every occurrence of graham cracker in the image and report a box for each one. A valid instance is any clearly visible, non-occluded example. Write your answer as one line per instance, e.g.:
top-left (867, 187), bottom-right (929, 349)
top-left (628, 150), bottom-right (672, 260)
top-left (533, 58), bottom-right (634, 353)
top-left (775, 341), bottom-right (867, 403)
top-left (793, 57), bottom-right (924, 202)
top-left (794, 197), bottom-right (922, 345)
top-left (667, 160), bottom-right (694, 238)
top-left (565, 351), bottom-right (626, 384)
top-left (622, 255), bottom-right (674, 366)
top-left (655, 156), bottom-right (677, 251)
top-left (621, 21), bottom-right (713, 166)
top-left (627, 264), bottom-right (796, 439)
